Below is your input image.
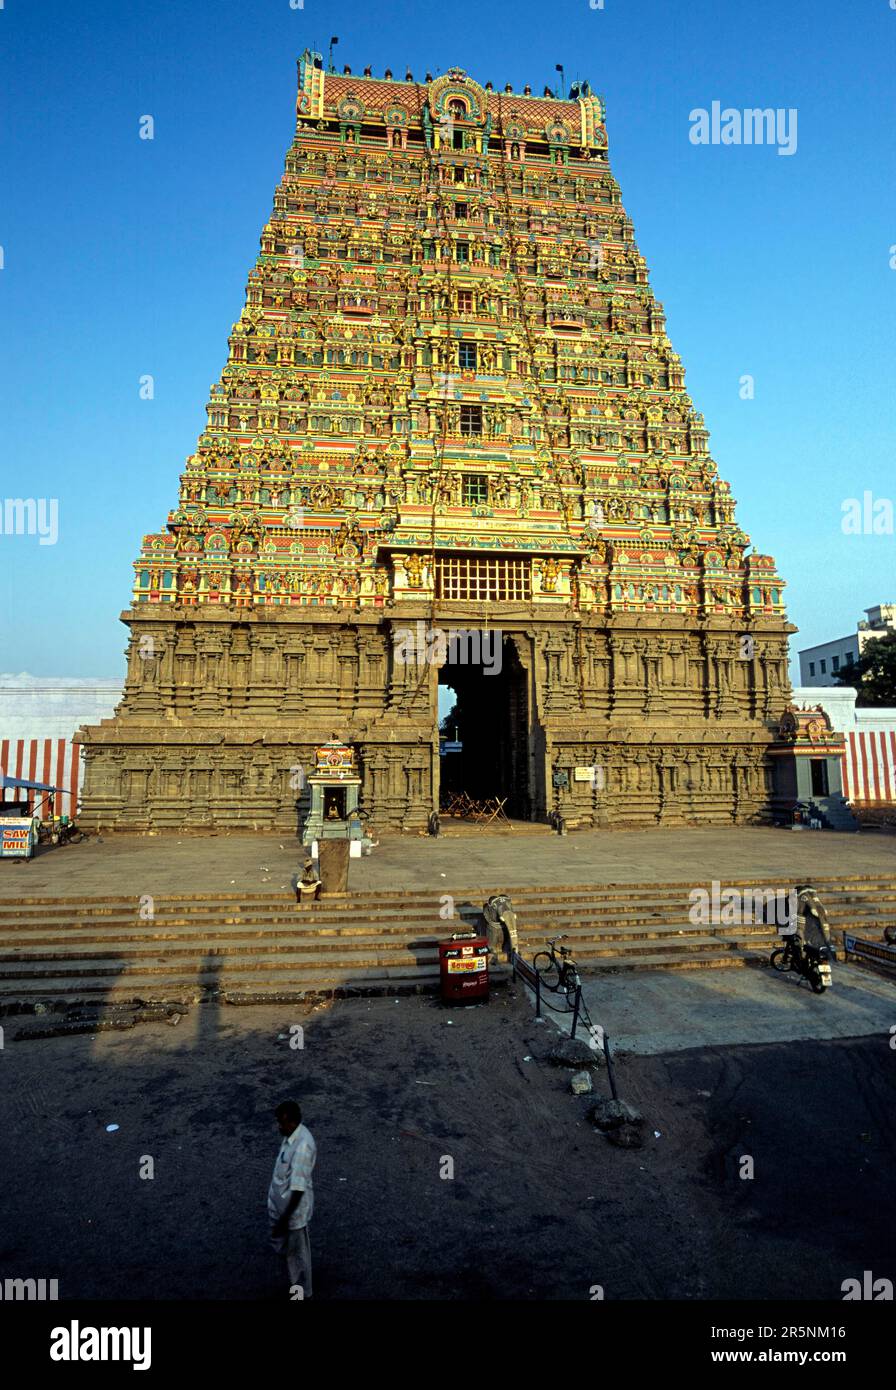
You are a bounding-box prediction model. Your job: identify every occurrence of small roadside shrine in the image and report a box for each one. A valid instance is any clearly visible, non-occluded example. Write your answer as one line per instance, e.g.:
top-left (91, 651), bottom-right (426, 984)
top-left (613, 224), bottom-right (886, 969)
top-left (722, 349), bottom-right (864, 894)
top-left (301, 738), bottom-right (363, 849)
top-left (768, 705), bottom-right (857, 829)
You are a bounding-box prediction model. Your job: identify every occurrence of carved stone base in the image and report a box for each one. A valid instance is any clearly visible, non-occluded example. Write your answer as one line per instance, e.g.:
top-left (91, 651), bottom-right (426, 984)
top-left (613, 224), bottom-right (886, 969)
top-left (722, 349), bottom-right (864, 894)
top-left (77, 604), bottom-right (793, 832)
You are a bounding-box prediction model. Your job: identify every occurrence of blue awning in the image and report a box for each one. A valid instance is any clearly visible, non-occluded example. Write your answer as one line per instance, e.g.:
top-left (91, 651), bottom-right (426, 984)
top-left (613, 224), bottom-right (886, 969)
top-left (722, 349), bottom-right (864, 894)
top-left (1, 775), bottom-right (65, 793)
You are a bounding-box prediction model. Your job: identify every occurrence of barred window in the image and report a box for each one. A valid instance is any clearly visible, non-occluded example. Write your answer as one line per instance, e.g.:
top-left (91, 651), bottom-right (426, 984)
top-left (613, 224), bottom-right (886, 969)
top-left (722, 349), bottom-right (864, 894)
top-left (457, 289), bottom-right (474, 313)
top-left (458, 340), bottom-right (477, 370)
top-left (459, 403), bottom-right (482, 435)
top-left (462, 473), bottom-right (489, 505)
top-left (437, 555), bottom-right (531, 602)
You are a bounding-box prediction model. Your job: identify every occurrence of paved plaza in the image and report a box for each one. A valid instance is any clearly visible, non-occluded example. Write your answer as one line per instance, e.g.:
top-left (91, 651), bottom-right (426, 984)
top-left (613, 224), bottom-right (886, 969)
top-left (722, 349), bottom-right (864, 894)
top-left (1, 824), bottom-right (894, 899)
top-left (574, 964), bottom-right (896, 1055)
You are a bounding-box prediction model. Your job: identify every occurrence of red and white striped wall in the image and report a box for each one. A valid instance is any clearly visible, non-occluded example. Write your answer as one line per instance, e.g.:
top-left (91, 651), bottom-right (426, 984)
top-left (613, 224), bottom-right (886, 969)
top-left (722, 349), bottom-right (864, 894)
top-left (842, 729), bottom-right (896, 805)
top-left (0, 739), bottom-right (82, 817)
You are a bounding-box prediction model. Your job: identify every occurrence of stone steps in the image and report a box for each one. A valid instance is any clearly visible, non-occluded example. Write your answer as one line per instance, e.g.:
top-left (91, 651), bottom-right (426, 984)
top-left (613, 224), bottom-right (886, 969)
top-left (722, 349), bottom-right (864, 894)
top-left (550, 950), bottom-right (765, 974)
top-left (0, 953), bottom-right (444, 980)
top-left (0, 928), bottom-right (763, 968)
top-left (0, 907), bottom-right (888, 948)
top-left (0, 964), bottom-right (448, 999)
top-left (0, 874), bottom-right (891, 1006)
top-left (2, 877), bottom-right (893, 903)
top-left (0, 891), bottom-right (829, 918)
top-left (0, 919), bottom-right (784, 950)
top-left (0, 890), bottom-right (891, 923)
top-left (1, 874), bottom-right (893, 914)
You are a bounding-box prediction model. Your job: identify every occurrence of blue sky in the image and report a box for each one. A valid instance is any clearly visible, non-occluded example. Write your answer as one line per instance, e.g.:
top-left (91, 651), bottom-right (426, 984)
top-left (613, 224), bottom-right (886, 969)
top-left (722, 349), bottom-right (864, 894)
top-left (1, 0), bottom-right (894, 681)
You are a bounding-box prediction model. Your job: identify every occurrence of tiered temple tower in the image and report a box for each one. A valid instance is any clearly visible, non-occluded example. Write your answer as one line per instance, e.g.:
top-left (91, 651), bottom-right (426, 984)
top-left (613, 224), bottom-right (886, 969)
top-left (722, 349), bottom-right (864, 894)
top-left (78, 53), bottom-right (794, 832)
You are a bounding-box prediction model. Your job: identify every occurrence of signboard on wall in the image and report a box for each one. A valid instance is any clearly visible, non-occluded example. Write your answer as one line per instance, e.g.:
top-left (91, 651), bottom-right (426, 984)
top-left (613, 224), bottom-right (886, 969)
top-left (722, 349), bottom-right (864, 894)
top-left (574, 765), bottom-right (606, 789)
top-left (843, 933), bottom-right (896, 972)
top-left (0, 817), bottom-right (38, 858)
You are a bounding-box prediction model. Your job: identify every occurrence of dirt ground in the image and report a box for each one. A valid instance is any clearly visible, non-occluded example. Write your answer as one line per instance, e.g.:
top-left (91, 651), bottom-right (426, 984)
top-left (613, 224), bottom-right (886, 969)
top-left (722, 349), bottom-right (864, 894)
top-left (1, 987), bottom-right (893, 1301)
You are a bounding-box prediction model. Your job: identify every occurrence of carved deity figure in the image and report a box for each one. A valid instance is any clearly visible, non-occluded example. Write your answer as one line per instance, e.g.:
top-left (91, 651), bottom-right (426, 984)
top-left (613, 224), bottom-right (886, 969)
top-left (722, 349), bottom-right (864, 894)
top-left (540, 558), bottom-right (560, 592)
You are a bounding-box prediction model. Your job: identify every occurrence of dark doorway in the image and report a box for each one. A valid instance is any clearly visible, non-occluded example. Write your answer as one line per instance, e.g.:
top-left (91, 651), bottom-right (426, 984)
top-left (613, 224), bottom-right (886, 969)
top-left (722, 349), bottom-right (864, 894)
top-left (438, 635), bottom-right (530, 819)
top-left (810, 759), bottom-right (829, 797)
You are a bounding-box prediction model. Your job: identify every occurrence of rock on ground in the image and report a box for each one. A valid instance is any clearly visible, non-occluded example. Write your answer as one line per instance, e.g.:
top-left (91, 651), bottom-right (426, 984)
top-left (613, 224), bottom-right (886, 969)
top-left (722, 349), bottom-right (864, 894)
top-left (589, 1098), bottom-right (643, 1131)
top-left (548, 1037), bottom-right (604, 1068)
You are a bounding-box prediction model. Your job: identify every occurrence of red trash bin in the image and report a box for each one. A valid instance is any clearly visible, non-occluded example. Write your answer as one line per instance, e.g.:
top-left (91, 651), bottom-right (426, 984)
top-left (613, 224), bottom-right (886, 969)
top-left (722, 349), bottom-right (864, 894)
top-left (438, 933), bottom-right (489, 1003)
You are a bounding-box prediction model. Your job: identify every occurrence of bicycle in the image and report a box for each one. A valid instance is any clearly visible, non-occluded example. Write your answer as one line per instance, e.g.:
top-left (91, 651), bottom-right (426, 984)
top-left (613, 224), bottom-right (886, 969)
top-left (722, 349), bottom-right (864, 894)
top-left (533, 935), bottom-right (582, 1004)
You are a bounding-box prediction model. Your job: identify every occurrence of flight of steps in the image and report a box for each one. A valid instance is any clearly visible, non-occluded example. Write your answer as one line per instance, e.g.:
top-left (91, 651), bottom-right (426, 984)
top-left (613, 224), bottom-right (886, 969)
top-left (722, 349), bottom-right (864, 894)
top-left (804, 794), bottom-right (860, 833)
top-left (0, 876), bottom-right (894, 1009)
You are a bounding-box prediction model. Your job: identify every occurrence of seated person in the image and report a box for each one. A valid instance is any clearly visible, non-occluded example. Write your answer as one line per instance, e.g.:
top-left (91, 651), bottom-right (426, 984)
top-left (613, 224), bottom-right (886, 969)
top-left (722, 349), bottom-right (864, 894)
top-left (296, 858), bottom-right (321, 903)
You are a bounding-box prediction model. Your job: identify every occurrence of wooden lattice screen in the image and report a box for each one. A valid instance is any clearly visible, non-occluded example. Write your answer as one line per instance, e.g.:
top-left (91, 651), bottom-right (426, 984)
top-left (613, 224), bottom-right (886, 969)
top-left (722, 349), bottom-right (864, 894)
top-left (436, 556), bottom-right (531, 602)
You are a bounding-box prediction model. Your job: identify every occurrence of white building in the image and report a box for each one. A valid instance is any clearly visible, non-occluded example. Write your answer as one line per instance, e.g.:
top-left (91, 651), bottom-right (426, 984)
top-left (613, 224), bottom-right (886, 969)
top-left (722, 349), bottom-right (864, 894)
top-left (798, 603), bottom-right (896, 686)
top-left (0, 674), bottom-right (123, 816)
top-left (791, 685), bottom-right (896, 806)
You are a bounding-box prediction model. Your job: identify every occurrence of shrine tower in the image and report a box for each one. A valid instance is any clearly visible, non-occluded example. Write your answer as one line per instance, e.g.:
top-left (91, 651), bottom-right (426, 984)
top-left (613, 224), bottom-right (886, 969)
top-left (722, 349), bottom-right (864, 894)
top-left (78, 52), bottom-right (793, 831)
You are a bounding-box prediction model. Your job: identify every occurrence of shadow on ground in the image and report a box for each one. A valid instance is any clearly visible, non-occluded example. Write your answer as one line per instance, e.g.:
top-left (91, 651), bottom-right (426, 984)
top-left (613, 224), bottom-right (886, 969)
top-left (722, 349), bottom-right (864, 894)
top-left (0, 987), bottom-right (893, 1300)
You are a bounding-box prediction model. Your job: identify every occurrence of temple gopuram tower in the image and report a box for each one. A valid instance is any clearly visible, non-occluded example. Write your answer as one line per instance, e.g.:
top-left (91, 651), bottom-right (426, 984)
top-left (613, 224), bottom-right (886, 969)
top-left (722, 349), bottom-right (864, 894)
top-left (78, 52), bottom-right (794, 832)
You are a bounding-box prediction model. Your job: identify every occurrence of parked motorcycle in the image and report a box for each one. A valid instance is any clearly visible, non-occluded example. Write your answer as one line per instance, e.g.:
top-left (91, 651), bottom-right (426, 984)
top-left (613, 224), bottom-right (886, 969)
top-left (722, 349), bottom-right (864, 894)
top-left (769, 884), bottom-right (834, 993)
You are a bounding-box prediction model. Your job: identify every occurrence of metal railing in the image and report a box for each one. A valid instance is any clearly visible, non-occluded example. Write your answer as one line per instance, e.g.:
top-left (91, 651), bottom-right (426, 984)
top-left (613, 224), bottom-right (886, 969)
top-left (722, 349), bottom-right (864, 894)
top-left (511, 949), bottom-right (582, 1036)
top-left (511, 948), bottom-right (617, 1098)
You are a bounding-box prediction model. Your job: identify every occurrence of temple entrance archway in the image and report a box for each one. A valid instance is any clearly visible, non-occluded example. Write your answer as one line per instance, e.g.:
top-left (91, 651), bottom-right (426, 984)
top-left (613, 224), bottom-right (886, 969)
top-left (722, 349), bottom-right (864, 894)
top-left (437, 633), bottom-right (534, 820)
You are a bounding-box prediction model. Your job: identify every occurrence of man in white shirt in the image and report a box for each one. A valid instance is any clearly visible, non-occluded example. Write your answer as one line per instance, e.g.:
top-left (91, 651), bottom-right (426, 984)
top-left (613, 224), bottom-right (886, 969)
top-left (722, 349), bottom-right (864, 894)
top-left (268, 1100), bottom-right (316, 1298)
